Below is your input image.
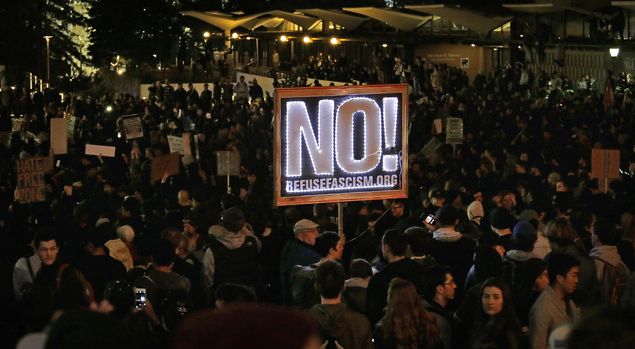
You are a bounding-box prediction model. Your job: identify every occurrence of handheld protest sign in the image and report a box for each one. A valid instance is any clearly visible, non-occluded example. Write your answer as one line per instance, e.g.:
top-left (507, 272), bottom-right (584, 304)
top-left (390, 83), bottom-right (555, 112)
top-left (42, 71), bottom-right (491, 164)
top-left (216, 151), bottom-right (241, 176)
top-left (85, 144), bottom-right (116, 157)
top-left (445, 117), bottom-right (464, 144)
top-left (274, 84), bottom-right (408, 206)
top-left (50, 118), bottom-right (68, 155)
top-left (591, 149), bottom-right (620, 192)
top-left (151, 153), bottom-right (180, 182)
top-left (15, 157), bottom-right (49, 203)
top-left (122, 115), bottom-right (144, 140)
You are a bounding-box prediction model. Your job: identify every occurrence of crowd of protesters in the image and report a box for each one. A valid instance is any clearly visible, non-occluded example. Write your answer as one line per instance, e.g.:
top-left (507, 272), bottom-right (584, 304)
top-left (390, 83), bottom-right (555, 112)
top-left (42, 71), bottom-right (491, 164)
top-left (1, 50), bottom-right (635, 349)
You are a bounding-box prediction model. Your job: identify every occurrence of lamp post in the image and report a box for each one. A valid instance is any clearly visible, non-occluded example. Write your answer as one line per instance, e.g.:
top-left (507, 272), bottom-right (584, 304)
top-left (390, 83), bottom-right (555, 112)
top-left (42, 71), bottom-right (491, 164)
top-left (44, 35), bottom-right (52, 83)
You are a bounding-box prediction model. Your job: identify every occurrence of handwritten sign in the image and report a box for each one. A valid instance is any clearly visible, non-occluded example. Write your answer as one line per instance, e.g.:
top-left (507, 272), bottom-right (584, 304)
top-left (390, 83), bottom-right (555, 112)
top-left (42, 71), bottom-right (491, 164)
top-left (446, 117), bottom-right (464, 145)
top-left (167, 134), bottom-right (191, 156)
top-left (151, 153), bottom-right (180, 182)
top-left (420, 137), bottom-right (442, 158)
top-left (216, 151), bottom-right (241, 176)
top-left (15, 157), bottom-right (49, 203)
top-left (122, 115), bottom-right (144, 140)
top-left (50, 118), bottom-right (68, 155)
top-left (85, 144), bottom-right (116, 157)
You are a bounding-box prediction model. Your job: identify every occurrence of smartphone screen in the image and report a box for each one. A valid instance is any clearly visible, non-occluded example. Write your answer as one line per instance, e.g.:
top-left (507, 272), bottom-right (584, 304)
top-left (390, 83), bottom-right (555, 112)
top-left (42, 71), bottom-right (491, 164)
top-left (424, 214), bottom-right (436, 225)
top-left (134, 287), bottom-right (147, 309)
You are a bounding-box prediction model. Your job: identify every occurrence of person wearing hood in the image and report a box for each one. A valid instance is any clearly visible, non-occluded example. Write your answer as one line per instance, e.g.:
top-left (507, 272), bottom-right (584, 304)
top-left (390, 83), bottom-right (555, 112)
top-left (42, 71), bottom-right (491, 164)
top-left (589, 219), bottom-right (631, 305)
top-left (309, 260), bottom-right (373, 349)
top-left (202, 207), bottom-right (263, 304)
top-left (426, 205), bottom-right (476, 297)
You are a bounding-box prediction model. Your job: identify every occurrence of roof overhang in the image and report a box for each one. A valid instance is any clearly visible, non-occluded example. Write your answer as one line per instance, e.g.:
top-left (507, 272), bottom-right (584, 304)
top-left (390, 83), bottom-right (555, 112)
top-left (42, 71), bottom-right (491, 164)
top-left (297, 8), bottom-right (368, 30)
top-left (342, 7), bottom-right (431, 31)
top-left (405, 4), bottom-right (511, 37)
top-left (182, 10), bottom-right (320, 31)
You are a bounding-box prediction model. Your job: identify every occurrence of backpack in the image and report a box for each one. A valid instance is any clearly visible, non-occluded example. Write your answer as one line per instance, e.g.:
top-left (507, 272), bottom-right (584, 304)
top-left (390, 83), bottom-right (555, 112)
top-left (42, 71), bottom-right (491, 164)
top-left (595, 257), bottom-right (630, 305)
top-left (143, 276), bottom-right (191, 332)
top-left (208, 236), bottom-right (263, 296)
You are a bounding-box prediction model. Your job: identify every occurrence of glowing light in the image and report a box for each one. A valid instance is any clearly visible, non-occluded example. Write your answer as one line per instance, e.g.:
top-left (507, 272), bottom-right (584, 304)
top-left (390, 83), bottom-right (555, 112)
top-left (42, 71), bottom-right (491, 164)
top-left (330, 37), bottom-right (339, 45)
top-left (203, 31), bottom-right (210, 39)
top-left (335, 98), bottom-right (381, 174)
top-left (105, 105), bottom-right (113, 113)
top-left (231, 32), bottom-right (239, 39)
top-left (610, 48), bottom-right (620, 57)
top-left (382, 43), bottom-right (388, 48)
top-left (285, 101), bottom-right (334, 177)
top-left (382, 97), bottom-right (398, 172)
top-left (470, 43), bottom-right (476, 47)
top-left (279, 35), bottom-right (288, 42)
top-left (303, 36), bottom-right (311, 43)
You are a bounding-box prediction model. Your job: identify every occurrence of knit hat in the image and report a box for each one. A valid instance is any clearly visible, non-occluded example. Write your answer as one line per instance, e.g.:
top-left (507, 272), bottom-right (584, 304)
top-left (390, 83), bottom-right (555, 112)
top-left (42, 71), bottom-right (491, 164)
top-left (221, 207), bottom-right (246, 233)
top-left (116, 225), bottom-right (135, 243)
top-left (467, 201), bottom-right (485, 223)
top-left (513, 221), bottom-right (537, 244)
top-left (490, 208), bottom-right (515, 230)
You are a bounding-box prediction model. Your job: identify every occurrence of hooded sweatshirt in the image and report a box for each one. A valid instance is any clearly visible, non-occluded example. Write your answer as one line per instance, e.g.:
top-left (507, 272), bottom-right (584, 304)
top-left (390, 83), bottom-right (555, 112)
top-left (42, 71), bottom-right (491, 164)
top-left (589, 245), bottom-right (629, 281)
top-left (309, 303), bottom-right (373, 349)
top-left (202, 225), bottom-right (262, 295)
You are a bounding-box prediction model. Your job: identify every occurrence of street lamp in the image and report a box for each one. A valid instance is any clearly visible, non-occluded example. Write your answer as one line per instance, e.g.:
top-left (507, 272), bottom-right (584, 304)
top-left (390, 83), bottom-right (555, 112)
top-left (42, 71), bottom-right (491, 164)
top-left (231, 32), bottom-right (239, 39)
top-left (303, 36), bottom-right (311, 44)
top-left (44, 35), bottom-right (52, 83)
top-left (330, 37), bottom-right (339, 45)
top-left (279, 35), bottom-right (288, 42)
top-left (203, 31), bottom-right (210, 39)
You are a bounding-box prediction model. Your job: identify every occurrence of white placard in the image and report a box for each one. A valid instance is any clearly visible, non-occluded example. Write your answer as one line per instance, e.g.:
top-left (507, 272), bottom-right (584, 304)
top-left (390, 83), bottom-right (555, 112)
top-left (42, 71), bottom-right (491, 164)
top-left (168, 135), bottom-right (184, 155)
top-left (85, 144), bottom-right (116, 157)
top-left (122, 115), bottom-right (144, 140)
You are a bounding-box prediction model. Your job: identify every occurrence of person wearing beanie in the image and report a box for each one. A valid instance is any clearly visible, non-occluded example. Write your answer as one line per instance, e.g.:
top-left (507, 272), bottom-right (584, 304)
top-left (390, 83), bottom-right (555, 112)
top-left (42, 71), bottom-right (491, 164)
top-left (502, 221), bottom-right (538, 290)
top-left (487, 207), bottom-right (517, 251)
top-left (201, 206), bottom-right (263, 305)
top-left (289, 231), bottom-right (344, 309)
top-left (425, 205), bottom-right (476, 298)
top-left (518, 209), bottom-right (551, 259)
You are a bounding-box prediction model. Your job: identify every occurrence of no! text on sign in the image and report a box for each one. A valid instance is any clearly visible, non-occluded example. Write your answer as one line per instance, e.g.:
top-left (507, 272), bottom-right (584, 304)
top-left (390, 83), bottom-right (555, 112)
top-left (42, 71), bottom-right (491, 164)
top-left (274, 84), bottom-right (408, 206)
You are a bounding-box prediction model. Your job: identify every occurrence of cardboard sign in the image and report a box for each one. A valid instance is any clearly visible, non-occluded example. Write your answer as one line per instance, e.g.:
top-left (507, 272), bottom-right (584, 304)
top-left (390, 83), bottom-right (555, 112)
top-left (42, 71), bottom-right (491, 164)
top-left (433, 119), bottom-right (443, 134)
top-left (274, 84), bottom-right (409, 206)
top-left (446, 117), bottom-right (464, 144)
top-left (420, 137), bottom-right (442, 157)
top-left (0, 132), bottom-right (11, 146)
top-left (50, 118), bottom-right (68, 155)
top-left (66, 115), bottom-right (77, 139)
top-left (122, 115), bottom-right (144, 140)
top-left (151, 153), bottom-right (180, 182)
top-left (216, 151), bottom-right (241, 176)
top-left (15, 157), bottom-right (49, 203)
top-left (182, 133), bottom-right (191, 156)
top-left (591, 149), bottom-right (620, 179)
top-left (12, 118), bottom-right (25, 132)
top-left (85, 144), bottom-right (116, 157)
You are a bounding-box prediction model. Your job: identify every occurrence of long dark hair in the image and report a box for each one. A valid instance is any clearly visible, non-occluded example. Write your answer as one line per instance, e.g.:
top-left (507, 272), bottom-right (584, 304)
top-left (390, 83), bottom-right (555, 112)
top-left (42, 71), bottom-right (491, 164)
top-left (382, 278), bottom-right (441, 349)
top-left (476, 277), bottom-right (518, 323)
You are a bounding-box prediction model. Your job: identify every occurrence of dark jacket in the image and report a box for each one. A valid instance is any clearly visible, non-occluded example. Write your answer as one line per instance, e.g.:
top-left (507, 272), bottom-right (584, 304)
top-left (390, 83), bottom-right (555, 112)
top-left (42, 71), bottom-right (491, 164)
top-left (470, 316), bottom-right (522, 349)
top-left (280, 239), bottom-right (321, 304)
top-left (425, 228), bottom-right (476, 294)
top-left (310, 303), bottom-right (374, 349)
top-left (367, 258), bottom-right (426, 326)
top-left (289, 264), bottom-right (319, 309)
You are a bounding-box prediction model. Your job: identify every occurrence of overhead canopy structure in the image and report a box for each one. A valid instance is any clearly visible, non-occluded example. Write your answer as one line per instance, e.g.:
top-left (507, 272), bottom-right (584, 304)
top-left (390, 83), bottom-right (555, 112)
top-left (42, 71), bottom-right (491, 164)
top-left (405, 4), bottom-right (511, 37)
top-left (181, 11), bottom-right (262, 31)
top-left (342, 7), bottom-right (431, 31)
top-left (297, 9), bottom-right (368, 30)
top-left (612, 1), bottom-right (635, 10)
top-left (181, 10), bottom-right (320, 31)
top-left (241, 17), bottom-right (285, 31)
top-left (503, 2), bottom-right (605, 16)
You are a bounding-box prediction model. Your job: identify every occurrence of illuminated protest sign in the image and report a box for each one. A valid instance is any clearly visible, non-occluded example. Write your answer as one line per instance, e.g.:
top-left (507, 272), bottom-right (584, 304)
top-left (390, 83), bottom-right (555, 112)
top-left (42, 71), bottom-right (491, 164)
top-left (274, 85), bottom-right (408, 206)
